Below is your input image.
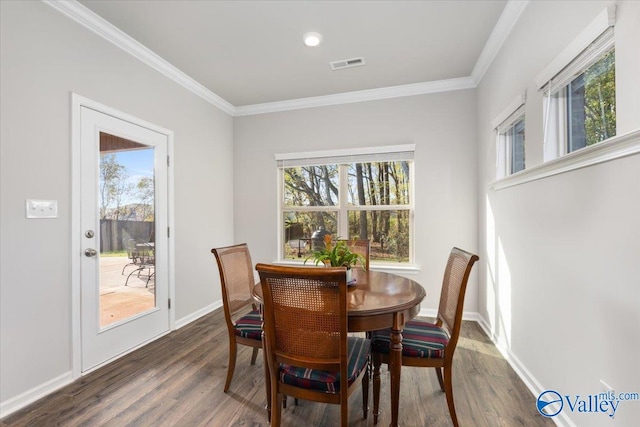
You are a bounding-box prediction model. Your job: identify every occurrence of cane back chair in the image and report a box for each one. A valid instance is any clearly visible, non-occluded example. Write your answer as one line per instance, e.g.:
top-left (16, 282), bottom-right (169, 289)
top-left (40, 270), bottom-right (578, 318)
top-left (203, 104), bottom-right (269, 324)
top-left (211, 243), bottom-right (262, 392)
top-left (371, 247), bottom-right (479, 426)
top-left (255, 263), bottom-right (371, 427)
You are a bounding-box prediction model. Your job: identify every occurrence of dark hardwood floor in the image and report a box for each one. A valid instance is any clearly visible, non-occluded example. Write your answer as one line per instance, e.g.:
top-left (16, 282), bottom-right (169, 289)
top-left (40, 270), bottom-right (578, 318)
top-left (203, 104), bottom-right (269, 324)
top-left (1, 309), bottom-right (553, 426)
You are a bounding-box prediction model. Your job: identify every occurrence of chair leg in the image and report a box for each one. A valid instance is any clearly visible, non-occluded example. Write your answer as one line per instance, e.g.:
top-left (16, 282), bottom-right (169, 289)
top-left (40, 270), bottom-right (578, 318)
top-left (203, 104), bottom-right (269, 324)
top-left (435, 366), bottom-right (445, 392)
top-left (443, 363), bottom-right (459, 427)
top-left (121, 262), bottom-right (135, 275)
top-left (362, 354), bottom-right (370, 419)
top-left (272, 392), bottom-right (283, 427)
top-left (372, 353), bottom-right (382, 425)
top-left (124, 267), bottom-right (142, 286)
top-left (250, 347), bottom-right (259, 365)
top-left (341, 393), bottom-right (348, 427)
top-left (224, 341), bottom-right (237, 393)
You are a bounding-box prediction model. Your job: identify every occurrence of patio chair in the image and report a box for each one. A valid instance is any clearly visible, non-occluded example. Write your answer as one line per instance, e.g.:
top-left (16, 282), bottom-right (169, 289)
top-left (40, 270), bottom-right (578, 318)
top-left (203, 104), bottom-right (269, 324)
top-left (124, 241), bottom-right (155, 287)
top-left (121, 238), bottom-right (141, 274)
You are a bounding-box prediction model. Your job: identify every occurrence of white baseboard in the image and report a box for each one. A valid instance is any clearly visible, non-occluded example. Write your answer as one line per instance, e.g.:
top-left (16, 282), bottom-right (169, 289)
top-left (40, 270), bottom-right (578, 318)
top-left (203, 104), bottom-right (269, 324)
top-left (475, 316), bottom-right (576, 427)
top-left (1, 300), bottom-right (224, 419)
top-left (0, 371), bottom-right (74, 419)
top-left (418, 308), bottom-right (480, 321)
top-left (418, 309), bottom-right (574, 427)
top-left (174, 299), bottom-right (223, 329)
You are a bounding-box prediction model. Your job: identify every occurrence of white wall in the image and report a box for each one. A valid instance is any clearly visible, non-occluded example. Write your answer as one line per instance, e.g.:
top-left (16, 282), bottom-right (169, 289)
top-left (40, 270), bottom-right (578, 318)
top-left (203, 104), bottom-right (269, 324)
top-left (0, 1), bottom-right (233, 408)
top-left (477, 1), bottom-right (640, 426)
top-left (233, 91), bottom-right (479, 314)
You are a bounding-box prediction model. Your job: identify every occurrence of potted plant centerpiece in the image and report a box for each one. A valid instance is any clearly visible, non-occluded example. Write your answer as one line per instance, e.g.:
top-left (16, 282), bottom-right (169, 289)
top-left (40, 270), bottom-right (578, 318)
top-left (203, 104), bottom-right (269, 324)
top-left (305, 234), bottom-right (366, 283)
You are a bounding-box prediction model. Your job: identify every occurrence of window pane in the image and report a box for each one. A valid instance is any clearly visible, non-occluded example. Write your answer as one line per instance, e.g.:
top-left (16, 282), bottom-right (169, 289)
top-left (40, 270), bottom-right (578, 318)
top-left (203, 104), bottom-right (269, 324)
top-left (567, 49), bottom-right (616, 152)
top-left (284, 165), bottom-right (339, 207)
top-left (282, 211), bottom-right (337, 260)
top-left (348, 210), bottom-right (410, 263)
top-left (347, 161), bottom-right (410, 206)
top-left (510, 118), bottom-right (525, 173)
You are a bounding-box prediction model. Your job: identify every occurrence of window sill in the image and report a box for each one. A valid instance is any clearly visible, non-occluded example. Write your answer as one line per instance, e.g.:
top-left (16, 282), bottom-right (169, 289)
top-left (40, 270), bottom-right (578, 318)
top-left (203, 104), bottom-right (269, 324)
top-left (273, 259), bottom-right (420, 274)
top-left (492, 129), bottom-right (640, 190)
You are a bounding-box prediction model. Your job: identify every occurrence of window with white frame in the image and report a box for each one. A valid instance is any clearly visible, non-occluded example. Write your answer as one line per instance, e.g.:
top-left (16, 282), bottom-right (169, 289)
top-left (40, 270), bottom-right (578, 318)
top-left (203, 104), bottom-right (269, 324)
top-left (494, 103), bottom-right (526, 178)
top-left (537, 7), bottom-right (616, 161)
top-left (277, 146), bottom-right (414, 265)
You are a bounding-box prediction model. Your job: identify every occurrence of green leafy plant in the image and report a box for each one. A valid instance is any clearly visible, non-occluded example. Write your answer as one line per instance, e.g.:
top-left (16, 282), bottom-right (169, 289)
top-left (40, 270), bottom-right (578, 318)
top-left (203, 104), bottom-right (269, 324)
top-left (304, 235), bottom-right (366, 270)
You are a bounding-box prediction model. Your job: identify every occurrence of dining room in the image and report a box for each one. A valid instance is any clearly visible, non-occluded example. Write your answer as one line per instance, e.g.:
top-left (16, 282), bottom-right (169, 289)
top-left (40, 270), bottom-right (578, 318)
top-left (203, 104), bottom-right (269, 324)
top-left (1, 1), bottom-right (639, 426)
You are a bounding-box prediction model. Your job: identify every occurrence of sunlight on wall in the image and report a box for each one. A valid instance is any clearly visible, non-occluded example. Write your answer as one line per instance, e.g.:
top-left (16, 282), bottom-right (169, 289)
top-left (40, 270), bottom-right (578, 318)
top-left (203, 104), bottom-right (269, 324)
top-left (497, 238), bottom-right (512, 347)
top-left (484, 195), bottom-right (512, 350)
top-left (485, 194), bottom-right (496, 329)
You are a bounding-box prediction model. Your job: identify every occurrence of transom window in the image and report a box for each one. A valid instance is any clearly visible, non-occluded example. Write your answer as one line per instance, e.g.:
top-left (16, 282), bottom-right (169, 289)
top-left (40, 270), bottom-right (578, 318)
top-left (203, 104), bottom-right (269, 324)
top-left (565, 49), bottom-right (615, 152)
top-left (495, 106), bottom-right (526, 178)
top-left (538, 18), bottom-right (616, 161)
top-left (277, 148), bottom-right (414, 266)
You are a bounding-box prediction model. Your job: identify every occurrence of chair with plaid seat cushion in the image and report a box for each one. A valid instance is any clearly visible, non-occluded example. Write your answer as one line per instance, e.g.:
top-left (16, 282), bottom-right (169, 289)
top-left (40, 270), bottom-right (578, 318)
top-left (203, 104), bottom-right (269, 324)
top-left (256, 263), bottom-right (371, 427)
top-left (212, 243), bottom-right (262, 392)
top-left (371, 247), bottom-right (478, 427)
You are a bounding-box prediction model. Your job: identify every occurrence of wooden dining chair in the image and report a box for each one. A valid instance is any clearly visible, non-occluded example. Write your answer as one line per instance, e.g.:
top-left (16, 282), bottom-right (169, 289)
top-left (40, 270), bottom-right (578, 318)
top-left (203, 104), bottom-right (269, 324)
top-left (341, 239), bottom-right (370, 271)
top-left (255, 263), bottom-right (371, 427)
top-left (370, 247), bottom-right (479, 427)
top-left (211, 243), bottom-right (262, 392)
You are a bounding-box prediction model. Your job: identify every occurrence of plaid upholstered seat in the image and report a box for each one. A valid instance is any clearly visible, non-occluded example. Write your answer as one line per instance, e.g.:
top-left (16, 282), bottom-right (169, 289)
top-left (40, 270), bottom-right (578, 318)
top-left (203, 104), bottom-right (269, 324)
top-left (234, 309), bottom-right (262, 340)
top-left (371, 320), bottom-right (449, 359)
top-left (280, 337), bottom-right (370, 392)
top-left (256, 263), bottom-right (371, 426)
top-left (371, 248), bottom-right (479, 427)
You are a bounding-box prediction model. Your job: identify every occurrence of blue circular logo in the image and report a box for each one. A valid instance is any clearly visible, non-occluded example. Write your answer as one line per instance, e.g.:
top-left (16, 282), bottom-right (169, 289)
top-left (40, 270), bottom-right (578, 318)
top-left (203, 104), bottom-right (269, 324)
top-left (537, 390), bottom-right (563, 417)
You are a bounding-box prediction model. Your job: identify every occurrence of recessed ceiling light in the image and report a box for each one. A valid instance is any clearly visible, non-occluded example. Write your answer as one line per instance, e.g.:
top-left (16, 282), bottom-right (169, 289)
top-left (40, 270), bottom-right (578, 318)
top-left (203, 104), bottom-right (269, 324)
top-left (303, 32), bottom-right (323, 47)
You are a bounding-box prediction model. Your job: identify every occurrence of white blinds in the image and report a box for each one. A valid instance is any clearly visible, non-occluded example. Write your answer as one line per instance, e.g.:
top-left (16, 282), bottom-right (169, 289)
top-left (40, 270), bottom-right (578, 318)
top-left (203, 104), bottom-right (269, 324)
top-left (535, 4), bottom-right (616, 94)
top-left (539, 28), bottom-right (615, 96)
top-left (275, 144), bottom-right (415, 167)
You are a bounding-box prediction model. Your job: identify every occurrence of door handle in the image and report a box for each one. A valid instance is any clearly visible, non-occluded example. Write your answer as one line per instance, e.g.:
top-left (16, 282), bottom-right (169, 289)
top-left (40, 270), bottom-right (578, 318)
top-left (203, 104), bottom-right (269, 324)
top-left (85, 248), bottom-right (98, 257)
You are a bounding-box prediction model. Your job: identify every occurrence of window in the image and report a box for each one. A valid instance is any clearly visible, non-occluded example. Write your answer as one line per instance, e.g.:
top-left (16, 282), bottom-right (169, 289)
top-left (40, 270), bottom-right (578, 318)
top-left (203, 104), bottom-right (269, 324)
top-left (493, 94), bottom-right (526, 178)
top-left (277, 147), bottom-right (414, 266)
top-left (537, 7), bottom-right (616, 161)
top-left (566, 50), bottom-right (615, 152)
top-left (509, 118), bottom-right (526, 173)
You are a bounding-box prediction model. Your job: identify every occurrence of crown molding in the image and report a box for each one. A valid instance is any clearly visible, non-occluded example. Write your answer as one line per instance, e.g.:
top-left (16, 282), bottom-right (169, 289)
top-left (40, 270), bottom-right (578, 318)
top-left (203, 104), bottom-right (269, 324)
top-left (234, 77), bottom-right (476, 116)
top-left (43, 0), bottom-right (235, 115)
top-left (471, 0), bottom-right (530, 85)
top-left (44, 0), bottom-right (526, 117)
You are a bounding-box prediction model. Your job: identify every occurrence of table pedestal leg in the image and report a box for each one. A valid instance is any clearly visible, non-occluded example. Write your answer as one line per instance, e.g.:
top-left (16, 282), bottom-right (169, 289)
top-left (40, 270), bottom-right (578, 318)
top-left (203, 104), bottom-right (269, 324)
top-left (389, 313), bottom-right (404, 427)
top-left (261, 324), bottom-right (271, 422)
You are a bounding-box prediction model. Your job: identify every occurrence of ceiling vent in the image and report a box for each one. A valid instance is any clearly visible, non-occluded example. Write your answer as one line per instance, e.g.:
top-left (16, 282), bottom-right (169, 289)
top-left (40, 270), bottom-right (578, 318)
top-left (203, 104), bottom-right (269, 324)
top-left (330, 57), bottom-right (365, 71)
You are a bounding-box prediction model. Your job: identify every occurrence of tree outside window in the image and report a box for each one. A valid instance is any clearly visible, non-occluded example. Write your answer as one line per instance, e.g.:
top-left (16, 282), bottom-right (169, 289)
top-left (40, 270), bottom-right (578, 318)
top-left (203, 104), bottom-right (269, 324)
top-left (567, 49), bottom-right (616, 152)
top-left (281, 160), bottom-right (412, 264)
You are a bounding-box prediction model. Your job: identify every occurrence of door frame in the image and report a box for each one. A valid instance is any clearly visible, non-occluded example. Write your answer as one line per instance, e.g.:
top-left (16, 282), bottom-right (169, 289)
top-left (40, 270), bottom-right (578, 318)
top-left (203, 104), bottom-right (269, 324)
top-left (71, 93), bottom-right (175, 378)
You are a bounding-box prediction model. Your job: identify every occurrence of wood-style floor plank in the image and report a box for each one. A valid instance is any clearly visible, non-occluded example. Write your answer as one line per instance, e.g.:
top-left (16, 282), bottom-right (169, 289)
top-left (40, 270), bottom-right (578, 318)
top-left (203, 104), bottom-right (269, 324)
top-left (2, 309), bottom-right (553, 426)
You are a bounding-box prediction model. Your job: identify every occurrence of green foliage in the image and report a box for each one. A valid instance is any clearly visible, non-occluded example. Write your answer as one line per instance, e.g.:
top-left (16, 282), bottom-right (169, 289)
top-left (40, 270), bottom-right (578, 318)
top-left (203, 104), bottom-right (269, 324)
top-left (583, 49), bottom-right (616, 146)
top-left (304, 236), bottom-right (366, 270)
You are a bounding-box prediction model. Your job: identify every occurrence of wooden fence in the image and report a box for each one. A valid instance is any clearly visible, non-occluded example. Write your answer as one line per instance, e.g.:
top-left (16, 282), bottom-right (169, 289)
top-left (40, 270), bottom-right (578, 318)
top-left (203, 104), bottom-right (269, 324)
top-left (100, 219), bottom-right (154, 252)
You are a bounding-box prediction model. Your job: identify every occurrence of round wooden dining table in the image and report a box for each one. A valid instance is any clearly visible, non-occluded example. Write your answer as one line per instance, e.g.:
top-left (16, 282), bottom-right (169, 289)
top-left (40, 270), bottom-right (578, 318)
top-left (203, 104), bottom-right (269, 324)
top-left (253, 267), bottom-right (425, 427)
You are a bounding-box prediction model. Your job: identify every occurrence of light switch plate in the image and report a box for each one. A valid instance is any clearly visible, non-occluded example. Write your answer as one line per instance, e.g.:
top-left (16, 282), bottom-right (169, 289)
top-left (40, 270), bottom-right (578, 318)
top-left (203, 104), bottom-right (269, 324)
top-left (26, 199), bottom-right (58, 218)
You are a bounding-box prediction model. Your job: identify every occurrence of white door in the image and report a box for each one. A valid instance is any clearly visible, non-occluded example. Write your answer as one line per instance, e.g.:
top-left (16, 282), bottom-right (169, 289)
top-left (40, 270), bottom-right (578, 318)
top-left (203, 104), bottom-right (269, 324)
top-left (79, 105), bottom-right (170, 372)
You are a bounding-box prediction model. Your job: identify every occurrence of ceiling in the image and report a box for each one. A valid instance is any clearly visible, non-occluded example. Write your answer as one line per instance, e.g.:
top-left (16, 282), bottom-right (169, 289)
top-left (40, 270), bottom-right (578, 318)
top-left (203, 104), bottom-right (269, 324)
top-left (79, 0), bottom-right (508, 108)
